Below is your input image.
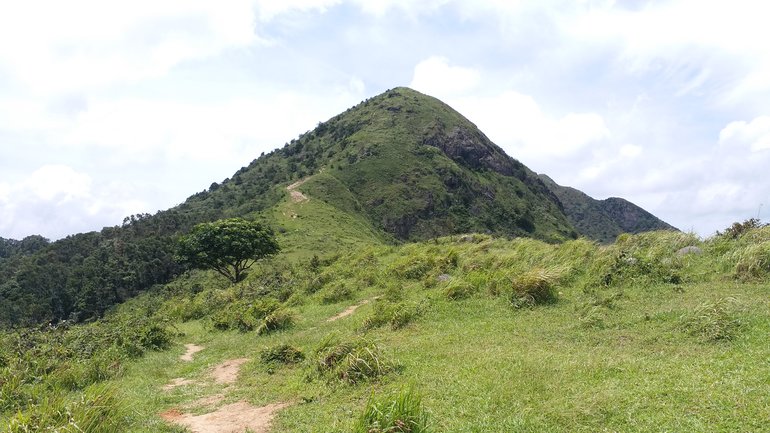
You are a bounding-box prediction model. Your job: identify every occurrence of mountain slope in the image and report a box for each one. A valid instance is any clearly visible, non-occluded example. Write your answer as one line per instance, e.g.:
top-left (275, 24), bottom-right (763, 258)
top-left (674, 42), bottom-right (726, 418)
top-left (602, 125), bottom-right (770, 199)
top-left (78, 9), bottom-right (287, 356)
top-left (539, 174), bottom-right (676, 243)
top-left (182, 87), bottom-right (577, 245)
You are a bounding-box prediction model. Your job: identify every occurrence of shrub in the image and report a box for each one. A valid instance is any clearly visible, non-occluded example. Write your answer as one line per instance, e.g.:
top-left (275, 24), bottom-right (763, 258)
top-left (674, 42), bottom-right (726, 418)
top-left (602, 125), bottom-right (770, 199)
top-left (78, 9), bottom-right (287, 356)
top-left (304, 272), bottom-right (332, 294)
top-left (718, 218), bottom-right (767, 239)
top-left (577, 306), bottom-right (606, 329)
top-left (313, 336), bottom-right (394, 384)
top-left (354, 387), bottom-right (431, 433)
top-left (139, 324), bottom-right (173, 351)
top-left (510, 266), bottom-right (564, 307)
top-left (391, 250), bottom-right (458, 281)
top-left (681, 297), bottom-right (742, 342)
top-left (383, 283), bottom-right (405, 302)
top-left (209, 299), bottom-right (279, 332)
top-left (318, 282), bottom-right (353, 304)
top-left (361, 301), bottom-right (420, 331)
top-left (5, 384), bottom-right (123, 433)
top-left (732, 242), bottom-right (770, 280)
top-left (395, 256), bottom-right (434, 280)
top-left (256, 310), bottom-right (295, 335)
top-left (443, 280), bottom-right (475, 300)
top-left (260, 344), bottom-right (305, 365)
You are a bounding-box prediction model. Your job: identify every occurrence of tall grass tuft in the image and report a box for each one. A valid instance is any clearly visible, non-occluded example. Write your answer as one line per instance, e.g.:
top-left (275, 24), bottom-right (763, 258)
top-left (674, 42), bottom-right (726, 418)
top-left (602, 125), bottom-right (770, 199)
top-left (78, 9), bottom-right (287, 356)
top-left (5, 384), bottom-right (124, 433)
top-left (318, 282), bottom-right (353, 304)
top-left (260, 343), bottom-right (305, 365)
top-left (354, 386), bottom-right (431, 433)
top-left (681, 297), bottom-right (742, 342)
top-left (443, 280), bottom-right (476, 300)
top-left (256, 309), bottom-right (295, 335)
top-left (312, 336), bottom-right (395, 384)
top-left (361, 300), bottom-right (421, 331)
top-left (509, 266), bottom-right (565, 307)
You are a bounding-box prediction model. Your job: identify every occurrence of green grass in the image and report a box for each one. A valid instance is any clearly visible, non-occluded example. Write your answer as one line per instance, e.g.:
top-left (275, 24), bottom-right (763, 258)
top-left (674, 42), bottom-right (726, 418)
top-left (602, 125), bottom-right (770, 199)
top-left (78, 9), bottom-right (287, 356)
top-left (3, 228), bottom-right (770, 432)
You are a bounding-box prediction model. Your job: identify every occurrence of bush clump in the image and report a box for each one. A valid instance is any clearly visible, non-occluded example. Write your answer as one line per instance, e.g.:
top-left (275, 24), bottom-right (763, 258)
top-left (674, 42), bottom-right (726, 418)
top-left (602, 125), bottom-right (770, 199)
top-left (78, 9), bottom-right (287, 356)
top-left (361, 301), bottom-right (420, 331)
top-left (509, 266), bottom-right (564, 307)
top-left (443, 280), bottom-right (476, 300)
top-left (318, 282), bottom-right (353, 304)
top-left (209, 299), bottom-right (279, 332)
top-left (732, 242), bottom-right (770, 280)
top-left (354, 387), bottom-right (431, 433)
top-left (391, 250), bottom-right (458, 281)
top-left (312, 336), bottom-right (395, 384)
top-left (681, 297), bottom-right (742, 342)
top-left (260, 343), bottom-right (305, 365)
top-left (5, 383), bottom-right (123, 433)
top-left (256, 309), bottom-right (295, 335)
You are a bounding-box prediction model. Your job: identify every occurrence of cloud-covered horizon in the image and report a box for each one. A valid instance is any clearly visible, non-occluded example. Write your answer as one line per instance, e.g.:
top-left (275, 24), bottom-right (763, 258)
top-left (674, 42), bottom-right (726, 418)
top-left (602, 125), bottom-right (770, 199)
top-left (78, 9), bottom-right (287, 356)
top-left (1, 0), bottom-right (769, 240)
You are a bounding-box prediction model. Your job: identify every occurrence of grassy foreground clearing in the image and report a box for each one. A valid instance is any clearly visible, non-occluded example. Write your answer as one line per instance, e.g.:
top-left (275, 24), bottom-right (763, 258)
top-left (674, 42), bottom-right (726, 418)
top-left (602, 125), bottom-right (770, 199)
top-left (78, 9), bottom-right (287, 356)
top-left (3, 228), bottom-right (770, 432)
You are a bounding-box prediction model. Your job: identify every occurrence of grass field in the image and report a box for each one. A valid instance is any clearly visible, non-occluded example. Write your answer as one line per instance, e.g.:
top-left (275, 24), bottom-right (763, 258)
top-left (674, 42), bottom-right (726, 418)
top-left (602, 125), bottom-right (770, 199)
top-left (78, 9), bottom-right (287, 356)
top-left (4, 228), bottom-right (770, 432)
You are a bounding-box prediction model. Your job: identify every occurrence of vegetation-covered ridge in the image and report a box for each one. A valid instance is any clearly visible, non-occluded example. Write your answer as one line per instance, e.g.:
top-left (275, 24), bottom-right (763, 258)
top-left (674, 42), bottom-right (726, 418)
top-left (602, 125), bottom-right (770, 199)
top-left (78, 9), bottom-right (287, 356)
top-left (181, 86), bottom-right (577, 242)
top-left (0, 86), bottom-right (670, 327)
top-left (3, 225), bottom-right (769, 431)
top-left (539, 174), bottom-right (677, 243)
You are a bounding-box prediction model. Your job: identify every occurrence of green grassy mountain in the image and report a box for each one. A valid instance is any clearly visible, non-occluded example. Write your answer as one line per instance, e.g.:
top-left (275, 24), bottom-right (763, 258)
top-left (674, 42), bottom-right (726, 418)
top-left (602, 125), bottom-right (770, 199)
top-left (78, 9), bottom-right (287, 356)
top-left (181, 87), bottom-right (577, 248)
top-left (539, 174), bottom-right (676, 243)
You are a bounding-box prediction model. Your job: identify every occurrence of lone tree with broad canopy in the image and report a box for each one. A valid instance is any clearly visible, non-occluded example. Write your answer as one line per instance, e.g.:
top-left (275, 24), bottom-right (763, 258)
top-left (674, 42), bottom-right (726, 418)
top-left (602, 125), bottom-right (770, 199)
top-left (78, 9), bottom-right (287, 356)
top-left (178, 218), bottom-right (279, 283)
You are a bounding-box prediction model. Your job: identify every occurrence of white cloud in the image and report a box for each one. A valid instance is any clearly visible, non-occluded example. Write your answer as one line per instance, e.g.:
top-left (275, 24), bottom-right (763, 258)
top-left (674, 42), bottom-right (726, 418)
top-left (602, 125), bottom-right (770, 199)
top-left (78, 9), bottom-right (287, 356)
top-left (409, 56), bottom-right (610, 164)
top-left (410, 56), bottom-right (481, 97)
top-left (0, 165), bottom-right (146, 240)
top-left (255, 0), bottom-right (342, 21)
top-left (567, 0), bottom-right (770, 106)
top-left (447, 91), bottom-right (610, 164)
top-left (719, 116), bottom-right (770, 152)
top-left (22, 165), bottom-right (91, 202)
top-left (0, 1), bottom-right (262, 94)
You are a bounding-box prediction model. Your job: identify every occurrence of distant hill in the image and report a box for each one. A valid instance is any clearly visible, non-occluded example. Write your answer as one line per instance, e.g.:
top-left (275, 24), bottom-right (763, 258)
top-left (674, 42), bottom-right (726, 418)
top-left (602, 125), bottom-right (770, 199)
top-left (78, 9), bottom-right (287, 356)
top-left (538, 174), bottom-right (677, 243)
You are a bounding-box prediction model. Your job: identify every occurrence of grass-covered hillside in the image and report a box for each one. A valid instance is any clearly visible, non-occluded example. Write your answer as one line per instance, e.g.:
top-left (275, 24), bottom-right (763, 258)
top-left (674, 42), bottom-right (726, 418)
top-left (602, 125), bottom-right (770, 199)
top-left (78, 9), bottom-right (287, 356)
top-left (183, 87), bottom-right (578, 243)
top-left (539, 174), bottom-right (676, 244)
top-left (3, 224), bottom-right (769, 432)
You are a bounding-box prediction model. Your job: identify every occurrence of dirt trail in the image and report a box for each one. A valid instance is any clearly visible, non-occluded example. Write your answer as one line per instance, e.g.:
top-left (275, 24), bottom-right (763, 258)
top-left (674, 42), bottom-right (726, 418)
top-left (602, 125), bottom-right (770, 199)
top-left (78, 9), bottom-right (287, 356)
top-left (186, 394), bottom-right (226, 409)
top-left (211, 358), bottom-right (249, 384)
top-left (163, 377), bottom-right (197, 391)
top-left (286, 179), bottom-right (309, 203)
top-left (181, 343), bottom-right (204, 361)
top-left (162, 352), bottom-right (292, 431)
top-left (161, 401), bottom-right (291, 433)
top-left (327, 298), bottom-right (373, 322)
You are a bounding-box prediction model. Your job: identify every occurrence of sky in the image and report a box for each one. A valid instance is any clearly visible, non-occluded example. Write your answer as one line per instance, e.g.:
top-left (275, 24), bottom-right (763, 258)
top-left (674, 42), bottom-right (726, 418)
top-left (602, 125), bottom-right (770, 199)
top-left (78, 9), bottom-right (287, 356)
top-left (1, 0), bottom-right (769, 240)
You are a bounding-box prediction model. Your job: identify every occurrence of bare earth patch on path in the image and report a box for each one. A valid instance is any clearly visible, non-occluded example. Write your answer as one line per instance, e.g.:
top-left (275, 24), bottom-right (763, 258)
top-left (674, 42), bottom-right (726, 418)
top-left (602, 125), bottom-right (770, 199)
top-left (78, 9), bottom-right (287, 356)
top-left (181, 343), bottom-right (204, 361)
top-left (211, 358), bottom-right (249, 384)
top-left (327, 299), bottom-right (373, 322)
top-left (185, 394), bottom-right (226, 410)
top-left (161, 356), bottom-right (288, 432)
top-left (161, 401), bottom-right (291, 433)
top-left (286, 179), bottom-right (309, 203)
top-left (163, 377), bottom-right (198, 391)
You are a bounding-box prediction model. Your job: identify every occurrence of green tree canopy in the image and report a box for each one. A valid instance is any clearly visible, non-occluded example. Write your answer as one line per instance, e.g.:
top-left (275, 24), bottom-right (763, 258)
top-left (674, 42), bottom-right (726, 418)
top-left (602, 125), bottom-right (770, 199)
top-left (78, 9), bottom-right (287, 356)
top-left (177, 218), bottom-right (279, 283)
